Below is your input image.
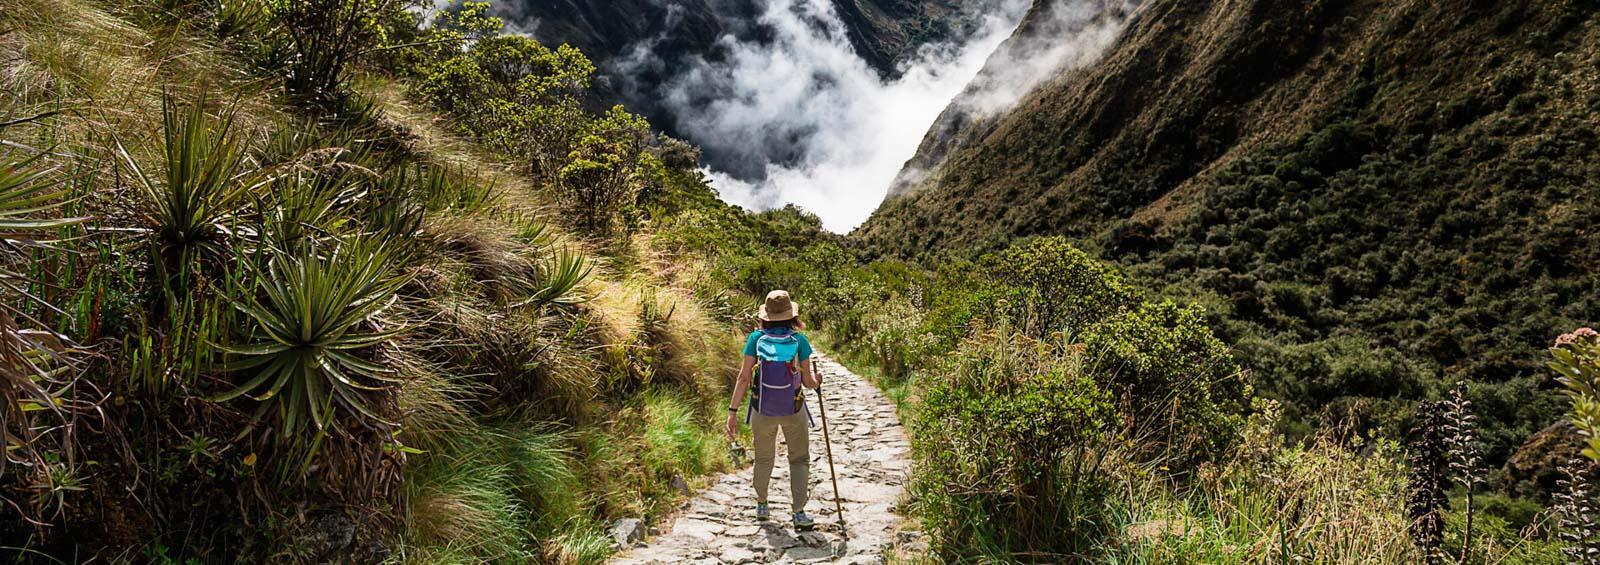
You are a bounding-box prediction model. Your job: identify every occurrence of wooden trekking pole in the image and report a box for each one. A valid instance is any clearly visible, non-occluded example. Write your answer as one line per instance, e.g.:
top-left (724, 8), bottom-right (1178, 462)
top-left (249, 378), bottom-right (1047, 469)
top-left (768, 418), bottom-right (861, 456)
top-left (814, 369), bottom-right (847, 537)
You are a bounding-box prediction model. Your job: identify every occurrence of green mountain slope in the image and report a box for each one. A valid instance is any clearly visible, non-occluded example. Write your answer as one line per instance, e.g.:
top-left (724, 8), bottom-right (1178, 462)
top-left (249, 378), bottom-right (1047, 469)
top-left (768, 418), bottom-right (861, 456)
top-left (860, 0), bottom-right (1600, 457)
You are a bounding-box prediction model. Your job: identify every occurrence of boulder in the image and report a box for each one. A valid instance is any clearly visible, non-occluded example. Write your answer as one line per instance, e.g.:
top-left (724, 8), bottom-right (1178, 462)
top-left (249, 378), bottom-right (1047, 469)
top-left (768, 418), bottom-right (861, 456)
top-left (611, 518), bottom-right (647, 548)
top-left (1503, 420), bottom-right (1587, 498)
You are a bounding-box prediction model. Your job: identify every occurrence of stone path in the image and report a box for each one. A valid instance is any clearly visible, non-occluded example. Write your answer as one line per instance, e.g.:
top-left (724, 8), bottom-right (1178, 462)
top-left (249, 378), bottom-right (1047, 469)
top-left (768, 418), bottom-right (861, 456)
top-left (611, 354), bottom-right (915, 564)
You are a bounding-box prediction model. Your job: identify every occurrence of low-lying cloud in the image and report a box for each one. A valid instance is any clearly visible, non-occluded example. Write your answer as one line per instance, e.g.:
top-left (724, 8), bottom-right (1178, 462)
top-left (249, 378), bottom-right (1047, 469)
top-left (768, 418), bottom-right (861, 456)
top-left (626, 0), bottom-right (1138, 232)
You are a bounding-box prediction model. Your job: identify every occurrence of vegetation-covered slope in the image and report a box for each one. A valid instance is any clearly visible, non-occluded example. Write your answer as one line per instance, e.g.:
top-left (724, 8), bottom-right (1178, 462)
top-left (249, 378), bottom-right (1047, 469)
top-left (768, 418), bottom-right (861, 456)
top-left (862, 0), bottom-right (1600, 459)
top-left (0, 0), bottom-right (770, 559)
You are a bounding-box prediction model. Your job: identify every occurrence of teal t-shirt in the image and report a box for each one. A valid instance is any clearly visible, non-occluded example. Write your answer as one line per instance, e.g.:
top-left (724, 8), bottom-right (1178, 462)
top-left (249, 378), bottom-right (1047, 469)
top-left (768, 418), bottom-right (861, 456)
top-left (743, 330), bottom-right (813, 360)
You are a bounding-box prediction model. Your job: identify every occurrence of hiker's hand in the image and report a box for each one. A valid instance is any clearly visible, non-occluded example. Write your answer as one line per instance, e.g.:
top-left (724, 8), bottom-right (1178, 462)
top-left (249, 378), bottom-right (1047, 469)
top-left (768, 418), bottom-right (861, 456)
top-left (725, 412), bottom-right (738, 439)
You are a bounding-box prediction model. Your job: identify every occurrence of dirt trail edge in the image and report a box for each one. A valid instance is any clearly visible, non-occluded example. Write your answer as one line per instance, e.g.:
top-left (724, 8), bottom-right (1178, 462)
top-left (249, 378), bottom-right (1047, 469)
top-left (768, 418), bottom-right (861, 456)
top-left (610, 354), bottom-right (915, 564)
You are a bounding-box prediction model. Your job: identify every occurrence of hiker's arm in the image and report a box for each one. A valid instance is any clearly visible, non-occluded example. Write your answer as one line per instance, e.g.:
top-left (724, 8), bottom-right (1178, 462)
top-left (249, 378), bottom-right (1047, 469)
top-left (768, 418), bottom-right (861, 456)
top-left (799, 358), bottom-right (819, 389)
top-left (731, 356), bottom-right (756, 405)
top-left (726, 356), bottom-right (757, 438)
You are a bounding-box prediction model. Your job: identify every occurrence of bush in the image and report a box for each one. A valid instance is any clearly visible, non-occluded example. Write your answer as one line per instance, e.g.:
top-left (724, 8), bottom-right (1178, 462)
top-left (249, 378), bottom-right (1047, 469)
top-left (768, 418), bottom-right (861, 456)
top-left (981, 236), bottom-right (1137, 336)
top-left (914, 322), bottom-right (1116, 559)
top-left (557, 108), bottom-right (651, 233)
top-left (1083, 300), bottom-right (1248, 460)
top-left (270, 0), bottom-right (400, 106)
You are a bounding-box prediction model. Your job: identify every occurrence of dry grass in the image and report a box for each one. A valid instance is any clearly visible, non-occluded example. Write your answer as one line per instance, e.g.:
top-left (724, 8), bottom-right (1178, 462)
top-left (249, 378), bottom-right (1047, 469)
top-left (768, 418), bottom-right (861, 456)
top-left (1109, 404), bottom-right (1416, 563)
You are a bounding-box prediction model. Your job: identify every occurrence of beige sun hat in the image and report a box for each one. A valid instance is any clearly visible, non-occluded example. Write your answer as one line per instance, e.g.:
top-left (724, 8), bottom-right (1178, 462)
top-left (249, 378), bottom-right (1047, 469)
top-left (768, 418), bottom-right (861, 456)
top-left (758, 290), bottom-right (799, 322)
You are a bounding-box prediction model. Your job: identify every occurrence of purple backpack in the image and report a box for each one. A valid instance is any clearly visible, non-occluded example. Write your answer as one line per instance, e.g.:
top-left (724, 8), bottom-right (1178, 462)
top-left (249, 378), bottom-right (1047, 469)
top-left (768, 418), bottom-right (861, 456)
top-left (747, 329), bottom-right (810, 424)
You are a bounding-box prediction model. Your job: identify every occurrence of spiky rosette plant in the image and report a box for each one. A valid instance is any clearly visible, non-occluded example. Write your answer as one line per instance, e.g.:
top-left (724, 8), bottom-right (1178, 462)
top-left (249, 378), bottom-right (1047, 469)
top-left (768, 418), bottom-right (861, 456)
top-left (215, 238), bottom-right (411, 444)
top-left (0, 150), bottom-right (87, 472)
top-left (115, 92), bottom-right (250, 276)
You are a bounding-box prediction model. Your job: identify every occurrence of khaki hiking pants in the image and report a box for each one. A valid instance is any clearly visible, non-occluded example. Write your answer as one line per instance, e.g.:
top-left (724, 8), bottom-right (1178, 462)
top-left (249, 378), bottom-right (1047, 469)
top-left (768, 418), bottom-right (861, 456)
top-left (751, 411), bottom-right (809, 510)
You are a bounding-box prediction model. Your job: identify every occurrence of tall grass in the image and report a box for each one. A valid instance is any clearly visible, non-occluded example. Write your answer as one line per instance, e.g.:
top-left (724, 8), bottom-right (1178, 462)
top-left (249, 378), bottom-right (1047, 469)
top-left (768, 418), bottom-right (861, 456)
top-left (401, 424), bottom-right (610, 563)
top-left (642, 389), bottom-right (727, 480)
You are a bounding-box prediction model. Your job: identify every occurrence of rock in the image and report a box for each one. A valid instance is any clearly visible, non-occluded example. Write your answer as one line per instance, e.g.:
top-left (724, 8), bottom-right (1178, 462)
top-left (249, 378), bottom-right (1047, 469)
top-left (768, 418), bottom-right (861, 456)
top-left (717, 546), bottom-right (759, 563)
top-left (612, 518), bottom-right (647, 548)
top-left (671, 518), bottom-right (726, 543)
top-left (1503, 420), bottom-right (1587, 498)
top-left (900, 538), bottom-right (930, 556)
top-left (783, 544), bottom-right (839, 561)
top-left (295, 512), bottom-right (354, 560)
top-left (797, 531), bottom-right (832, 547)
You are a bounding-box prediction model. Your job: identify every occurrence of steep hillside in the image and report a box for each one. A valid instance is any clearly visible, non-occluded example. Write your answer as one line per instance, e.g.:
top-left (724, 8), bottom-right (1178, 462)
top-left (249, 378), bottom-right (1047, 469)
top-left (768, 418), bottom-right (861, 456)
top-left (0, 0), bottom-right (766, 559)
top-left (861, 0), bottom-right (1600, 457)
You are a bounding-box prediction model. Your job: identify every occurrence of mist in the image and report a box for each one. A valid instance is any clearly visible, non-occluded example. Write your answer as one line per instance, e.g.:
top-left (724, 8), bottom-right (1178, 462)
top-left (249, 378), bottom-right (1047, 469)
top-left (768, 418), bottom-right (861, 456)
top-left (626, 0), bottom-right (1136, 232)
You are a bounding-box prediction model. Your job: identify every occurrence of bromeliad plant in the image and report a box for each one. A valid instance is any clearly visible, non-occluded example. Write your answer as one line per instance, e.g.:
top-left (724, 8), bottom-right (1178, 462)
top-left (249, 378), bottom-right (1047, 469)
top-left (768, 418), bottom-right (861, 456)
top-left (215, 238), bottom-right (411, 444)
top-left (116, 92), bottom-right (250, 275)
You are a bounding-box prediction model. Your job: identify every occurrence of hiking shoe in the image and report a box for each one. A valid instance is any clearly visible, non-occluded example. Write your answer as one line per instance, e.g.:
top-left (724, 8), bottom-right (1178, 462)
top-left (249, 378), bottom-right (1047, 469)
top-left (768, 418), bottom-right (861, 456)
top-left (792, 511), bottom-right (815, 530)
top-left (755, 502), bottom-right (770, 521)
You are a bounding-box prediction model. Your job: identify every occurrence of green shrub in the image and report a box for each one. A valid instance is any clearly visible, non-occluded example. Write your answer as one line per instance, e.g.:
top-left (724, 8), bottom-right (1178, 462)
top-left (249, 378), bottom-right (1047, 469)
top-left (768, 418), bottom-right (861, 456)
top-left (556, 108), bottom-right (651, 233)
top-left (981, 236), bottom-right (1137, 335)
top-left (1083, 300), bottom-right (1248, 460)
top-left (914, 322), bottom-right (1116, 559)
top-left (269, 0), bottom-right (399, 106)
top-left (857, 295), bottom-right (936, 384)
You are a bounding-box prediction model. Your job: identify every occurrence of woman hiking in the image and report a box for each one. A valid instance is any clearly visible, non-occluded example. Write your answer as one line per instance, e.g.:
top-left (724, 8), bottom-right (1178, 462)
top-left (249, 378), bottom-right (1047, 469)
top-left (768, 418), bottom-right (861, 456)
top-left (725, 290), bottom-right (821, 530)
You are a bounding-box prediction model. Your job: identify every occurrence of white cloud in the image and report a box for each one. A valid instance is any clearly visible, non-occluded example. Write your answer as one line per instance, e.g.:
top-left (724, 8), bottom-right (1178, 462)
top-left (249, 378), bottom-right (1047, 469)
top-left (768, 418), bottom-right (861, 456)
top-left (636, 0), bottom-right (1138, 232)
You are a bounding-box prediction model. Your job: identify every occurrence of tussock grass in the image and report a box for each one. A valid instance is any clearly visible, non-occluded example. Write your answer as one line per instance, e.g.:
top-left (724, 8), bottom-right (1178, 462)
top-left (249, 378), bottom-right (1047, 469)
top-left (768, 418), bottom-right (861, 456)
top-left (401, 423), bottom-right (611, 563)
top-left (403, 437), bottom-right (530, 560)
top-left (641, 389), bottom-right (727, 480)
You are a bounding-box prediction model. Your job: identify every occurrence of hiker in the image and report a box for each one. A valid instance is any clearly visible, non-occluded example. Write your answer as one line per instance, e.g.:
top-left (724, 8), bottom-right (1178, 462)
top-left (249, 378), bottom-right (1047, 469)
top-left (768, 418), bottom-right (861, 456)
top-left (726, 290), bottom-right (821, 529)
